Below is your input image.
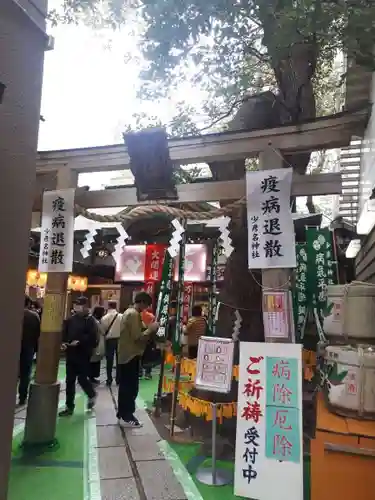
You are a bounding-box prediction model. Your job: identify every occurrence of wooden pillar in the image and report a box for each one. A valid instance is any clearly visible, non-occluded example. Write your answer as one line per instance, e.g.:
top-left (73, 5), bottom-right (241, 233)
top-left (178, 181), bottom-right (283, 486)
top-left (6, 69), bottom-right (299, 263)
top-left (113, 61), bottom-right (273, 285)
top-left (0, 0), bottom-right (47, 491)
top-left (23, 168), bottom-right (78, 446)
top-left (260, 148), bottom-right (293, 343)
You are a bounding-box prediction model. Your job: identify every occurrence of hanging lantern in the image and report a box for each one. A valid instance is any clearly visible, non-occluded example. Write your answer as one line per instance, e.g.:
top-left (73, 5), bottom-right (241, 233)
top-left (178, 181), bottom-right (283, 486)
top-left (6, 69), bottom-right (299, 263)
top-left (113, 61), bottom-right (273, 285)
top-left (26, 270), bottom-right (47, 288)
top-left (68, 275), bottom-right (88, 292)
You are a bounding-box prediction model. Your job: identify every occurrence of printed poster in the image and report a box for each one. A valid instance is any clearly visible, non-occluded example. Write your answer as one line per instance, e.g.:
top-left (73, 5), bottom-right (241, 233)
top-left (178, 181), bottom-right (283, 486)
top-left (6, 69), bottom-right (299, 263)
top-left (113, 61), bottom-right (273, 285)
top-left (246, 168), bottom-right (296, 269)
top-left (195, 336), bottom-right (235, 394)
top-left (263, 291), bottom-right (294, 341)
top-left (38, 189), bottom-right (75, 273)
top-left (234, 342), bottom-right (303, 500)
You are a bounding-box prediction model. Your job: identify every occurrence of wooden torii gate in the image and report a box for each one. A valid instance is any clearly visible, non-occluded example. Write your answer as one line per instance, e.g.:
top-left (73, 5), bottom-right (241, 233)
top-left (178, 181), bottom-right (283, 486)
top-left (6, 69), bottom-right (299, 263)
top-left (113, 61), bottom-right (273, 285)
top-left (24, 108), bottom-right (367, 446)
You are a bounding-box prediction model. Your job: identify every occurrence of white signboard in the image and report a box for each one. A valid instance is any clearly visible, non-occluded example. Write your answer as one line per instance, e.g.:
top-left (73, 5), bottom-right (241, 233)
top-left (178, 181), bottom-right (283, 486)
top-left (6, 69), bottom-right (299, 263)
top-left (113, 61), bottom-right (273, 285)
top-left (195, 336), bottom-right (235, 394)
top-left (246, 168), bottom-right (296, 269)
top-left (38, 189), bottom-right (75, 273)
top-left (234, 342), bottom-right (303, 500)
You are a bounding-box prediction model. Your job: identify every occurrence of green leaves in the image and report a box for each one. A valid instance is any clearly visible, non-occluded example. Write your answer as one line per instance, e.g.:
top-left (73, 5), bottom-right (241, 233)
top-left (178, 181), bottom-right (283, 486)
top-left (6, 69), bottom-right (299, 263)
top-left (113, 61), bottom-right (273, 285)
top-left (53, 0), bottom-right (375, 138)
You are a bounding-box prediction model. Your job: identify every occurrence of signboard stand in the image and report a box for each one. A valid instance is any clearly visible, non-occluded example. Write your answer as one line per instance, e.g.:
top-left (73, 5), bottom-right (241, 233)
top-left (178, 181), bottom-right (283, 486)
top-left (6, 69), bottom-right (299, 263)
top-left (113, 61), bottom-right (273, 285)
top-left (194, 336), bottom-right (235, 487)
top-left (195, 403), bottom-right (233, 486)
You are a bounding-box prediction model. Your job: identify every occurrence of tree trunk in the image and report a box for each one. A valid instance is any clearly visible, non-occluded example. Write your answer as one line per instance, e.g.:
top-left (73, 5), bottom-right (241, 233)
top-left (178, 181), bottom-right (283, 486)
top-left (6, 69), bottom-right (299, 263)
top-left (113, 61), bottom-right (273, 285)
top-left (194, 42), bottom-right (318, 407)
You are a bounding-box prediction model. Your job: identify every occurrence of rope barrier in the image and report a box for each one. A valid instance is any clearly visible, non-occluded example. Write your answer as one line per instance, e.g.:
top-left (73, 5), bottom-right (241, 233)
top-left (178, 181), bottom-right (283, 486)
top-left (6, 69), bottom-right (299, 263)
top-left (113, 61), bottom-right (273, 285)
top-left (75, 196), bottom-right (247, 223)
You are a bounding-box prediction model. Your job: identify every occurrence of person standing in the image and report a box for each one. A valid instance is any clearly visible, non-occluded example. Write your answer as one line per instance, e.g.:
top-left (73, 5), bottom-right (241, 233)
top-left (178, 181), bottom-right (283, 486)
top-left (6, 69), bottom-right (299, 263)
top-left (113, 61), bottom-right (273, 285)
top-left (18, 295), bottom-right (41, 405)
top-left (184, 305), bottom-right (207, 359)
top-left (101, 301), bottom-right (122, 386)
top-left (89, 306), bottom-right (106, 385)
top-left (117, 292), bottom-right (159, 428)
top-left (59, 297), bottom-right (98, 416)
top-left (140, 308), bottom-right (156, 380)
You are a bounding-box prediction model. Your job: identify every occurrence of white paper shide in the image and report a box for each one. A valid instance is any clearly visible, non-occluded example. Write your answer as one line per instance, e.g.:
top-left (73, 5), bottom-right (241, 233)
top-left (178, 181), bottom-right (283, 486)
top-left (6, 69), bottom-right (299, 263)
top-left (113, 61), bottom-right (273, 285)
top-left (38, 189), bottom-right (75, 273)
top-left (246, 168), bottom-right (296, 269)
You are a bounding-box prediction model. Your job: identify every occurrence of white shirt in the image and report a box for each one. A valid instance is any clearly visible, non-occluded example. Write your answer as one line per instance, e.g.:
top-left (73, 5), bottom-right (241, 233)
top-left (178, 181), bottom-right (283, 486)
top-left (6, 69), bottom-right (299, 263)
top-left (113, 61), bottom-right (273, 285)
top-left (101, 309), bottom-right (122, 339)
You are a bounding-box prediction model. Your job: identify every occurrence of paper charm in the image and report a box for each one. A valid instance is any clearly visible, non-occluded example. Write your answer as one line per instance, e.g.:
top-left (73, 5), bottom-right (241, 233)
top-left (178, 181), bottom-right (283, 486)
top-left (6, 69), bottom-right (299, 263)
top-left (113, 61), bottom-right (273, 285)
top-left (80, 227), bottom-right (98, 259)
top-left (218, 216), bottom-right (233, 258)
top-left (168, 218), bottom-right (185, 257)
top-left (112, 224), bottom-right (129, 264)
top-left (232, 309), bottom-right (242, 341)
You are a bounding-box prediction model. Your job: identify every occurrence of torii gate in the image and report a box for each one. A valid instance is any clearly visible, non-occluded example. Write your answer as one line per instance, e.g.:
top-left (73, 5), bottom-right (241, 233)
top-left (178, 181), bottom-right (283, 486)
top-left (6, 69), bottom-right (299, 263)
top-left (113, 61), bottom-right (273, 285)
top-left (23, 108), bottom-right (367, 445)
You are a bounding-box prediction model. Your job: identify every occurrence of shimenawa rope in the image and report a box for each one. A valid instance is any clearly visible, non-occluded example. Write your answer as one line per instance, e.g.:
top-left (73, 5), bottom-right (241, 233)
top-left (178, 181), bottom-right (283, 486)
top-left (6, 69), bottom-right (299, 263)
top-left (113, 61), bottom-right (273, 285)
top-left (75, 197), bottom-right (247, 223)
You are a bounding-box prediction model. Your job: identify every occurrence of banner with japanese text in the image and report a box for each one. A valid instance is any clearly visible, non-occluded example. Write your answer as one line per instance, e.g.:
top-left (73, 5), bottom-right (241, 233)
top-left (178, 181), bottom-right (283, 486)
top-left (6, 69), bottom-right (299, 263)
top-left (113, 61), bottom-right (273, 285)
top-left (246, 168), bottom-right (296, 269)
top-left (305, 228), bottom-right (338, 318)
top-left (207, 240), bottom-right (220, 336)
top-left (155, 252), bottom-right (173, 341)
top-left (234, 342), bottom-right (303, 500)
top-left (144, 244), bottom-right (167, 282)
top-left (182, 282), bottom-right (193, 324)
top-left (38, 189), bottom-right (75, 273)
top-left (293, 244), bottom-right (309, 341)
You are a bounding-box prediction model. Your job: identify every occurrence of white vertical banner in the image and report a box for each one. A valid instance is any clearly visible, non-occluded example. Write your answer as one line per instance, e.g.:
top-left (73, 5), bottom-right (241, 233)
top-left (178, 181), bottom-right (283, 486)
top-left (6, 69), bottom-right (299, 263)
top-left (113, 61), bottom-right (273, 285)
top-left (38, 189), bottom-right (76, 273)
top-left (234, 342), bottom-right (303, 500)
top-left (246, 168), bottom-right (296, 269)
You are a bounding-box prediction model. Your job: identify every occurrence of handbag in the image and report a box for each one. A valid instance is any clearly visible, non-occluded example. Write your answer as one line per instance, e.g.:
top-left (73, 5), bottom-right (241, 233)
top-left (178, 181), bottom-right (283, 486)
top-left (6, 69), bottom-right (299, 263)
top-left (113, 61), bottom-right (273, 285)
top-left (91, 319), bottom-right (104, 361)
top-left (91, 313), bottom-right (118, 361)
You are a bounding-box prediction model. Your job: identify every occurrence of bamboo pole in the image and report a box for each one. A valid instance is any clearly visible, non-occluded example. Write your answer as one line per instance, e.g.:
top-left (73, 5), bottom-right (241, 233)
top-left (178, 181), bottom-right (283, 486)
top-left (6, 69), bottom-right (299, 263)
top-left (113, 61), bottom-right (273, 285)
top-left (170, 219), bottom-right (186, 438)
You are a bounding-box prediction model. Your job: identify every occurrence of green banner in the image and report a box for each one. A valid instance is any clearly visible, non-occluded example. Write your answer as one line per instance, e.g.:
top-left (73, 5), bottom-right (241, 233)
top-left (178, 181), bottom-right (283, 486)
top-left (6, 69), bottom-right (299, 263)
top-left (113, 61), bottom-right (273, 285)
top-left (155, 251), bottom-right (173, 341)
top-left (207, 240), bottom-right (220, 336)
top-left (305, 227), bottom-right (338, 319)
top-left (293, 244), bottom-right (308, 341)
top-left (173, 221), bottom-right (186, 355)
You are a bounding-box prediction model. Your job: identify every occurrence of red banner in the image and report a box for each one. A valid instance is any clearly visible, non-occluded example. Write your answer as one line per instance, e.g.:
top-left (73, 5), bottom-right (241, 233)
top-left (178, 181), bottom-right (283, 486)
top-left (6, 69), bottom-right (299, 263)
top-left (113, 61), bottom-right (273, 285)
top-left (144, 244), bottom-right (167, 282)
top-left (182, 282), bottom-right (193, 324)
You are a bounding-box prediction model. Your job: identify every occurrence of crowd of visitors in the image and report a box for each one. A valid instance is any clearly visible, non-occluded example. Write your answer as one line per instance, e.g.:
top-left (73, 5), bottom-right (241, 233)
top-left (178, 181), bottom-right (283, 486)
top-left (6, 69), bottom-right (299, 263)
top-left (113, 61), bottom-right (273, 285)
top-left (19, 292), bottom-right (208, 429)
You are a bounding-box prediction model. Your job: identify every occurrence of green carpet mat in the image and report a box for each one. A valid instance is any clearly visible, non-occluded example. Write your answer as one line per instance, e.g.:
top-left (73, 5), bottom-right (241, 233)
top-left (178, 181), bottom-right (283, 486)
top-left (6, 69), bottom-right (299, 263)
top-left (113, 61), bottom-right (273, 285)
top-left (8, 398), bottom-right (85, 500)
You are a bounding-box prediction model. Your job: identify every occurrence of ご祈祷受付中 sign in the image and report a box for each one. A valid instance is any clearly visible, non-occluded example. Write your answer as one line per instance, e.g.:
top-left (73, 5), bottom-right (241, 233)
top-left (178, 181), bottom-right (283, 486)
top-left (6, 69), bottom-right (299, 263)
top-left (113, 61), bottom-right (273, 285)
top-left (195, 337), bottom-right (235, 394)
top-left (234, 342), bottom-right (303, 500)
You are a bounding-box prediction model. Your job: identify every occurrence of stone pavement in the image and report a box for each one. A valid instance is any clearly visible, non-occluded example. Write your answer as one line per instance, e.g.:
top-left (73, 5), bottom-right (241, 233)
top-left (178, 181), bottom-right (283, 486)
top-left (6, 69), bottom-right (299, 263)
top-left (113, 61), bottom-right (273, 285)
top-left (96, 385), bottom-right (187, 500)
top-left (13, 368), bottom-right (188, 500)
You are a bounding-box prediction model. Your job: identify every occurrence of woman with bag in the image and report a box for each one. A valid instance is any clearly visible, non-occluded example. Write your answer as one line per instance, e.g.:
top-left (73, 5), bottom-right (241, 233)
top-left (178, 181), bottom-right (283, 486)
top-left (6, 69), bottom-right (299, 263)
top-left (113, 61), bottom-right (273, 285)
top-left (89, 306), bottom-right (106, 385)
top-left (101, 301), bottom-right (122, 386)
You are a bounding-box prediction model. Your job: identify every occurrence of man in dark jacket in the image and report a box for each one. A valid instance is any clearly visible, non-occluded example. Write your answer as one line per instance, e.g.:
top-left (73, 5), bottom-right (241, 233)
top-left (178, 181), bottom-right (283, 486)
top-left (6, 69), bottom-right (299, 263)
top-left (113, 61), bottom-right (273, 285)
top-left (59, 296), bottom-right (98, 416)
top-left (18, 295), bottom-right (41, 405)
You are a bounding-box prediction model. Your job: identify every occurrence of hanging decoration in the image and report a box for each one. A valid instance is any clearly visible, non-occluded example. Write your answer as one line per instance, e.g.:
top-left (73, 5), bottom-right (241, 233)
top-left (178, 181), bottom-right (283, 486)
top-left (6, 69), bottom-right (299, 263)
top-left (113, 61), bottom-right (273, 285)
top-left (80, 226), bottom-right (98, 259)
top-left (155, 251), bottom-right (173, 339)
top-left (178, 392), bottom-right (237, 422)
top-left (168, 218), bottom-right (185, 258)
top-left (217, 216), bottom-right (233, 257)
top-left (112, 224), bottom-right (129, 264)
top-left (232, 309), bottom-right (242, 341)
top-left (207, 239), bottom-right (220, 336)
